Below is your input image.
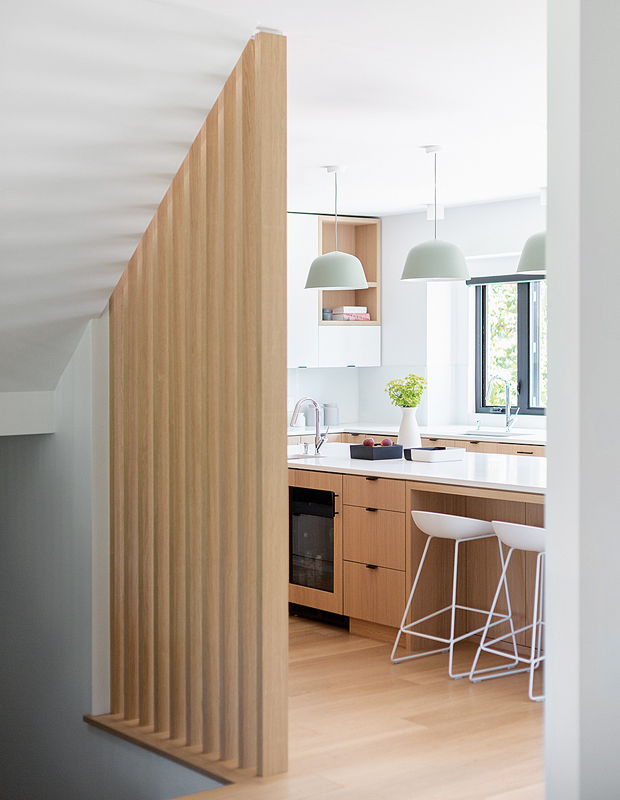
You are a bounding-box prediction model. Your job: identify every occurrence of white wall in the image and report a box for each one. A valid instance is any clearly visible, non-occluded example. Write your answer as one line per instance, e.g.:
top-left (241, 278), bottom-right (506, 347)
top-left (287, 366), bottom-right (359, 424)
top-left (0, 390), bottom-right (55, 435)
top-left (0, 321), bottom-right (222, 799)
top-left (546, 0), bottom-right (620, 796)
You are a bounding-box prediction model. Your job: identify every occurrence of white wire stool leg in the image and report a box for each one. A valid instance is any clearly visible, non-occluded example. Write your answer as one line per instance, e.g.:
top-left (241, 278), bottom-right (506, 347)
top-left (470, 548), bottom-right (545, 701)
top-left (528, 552), bottom-right (545, 701)
top-left (391, 533), bottom-right (516, 679)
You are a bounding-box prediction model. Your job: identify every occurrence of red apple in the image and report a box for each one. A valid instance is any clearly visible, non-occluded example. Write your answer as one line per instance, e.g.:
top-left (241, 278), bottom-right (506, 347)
top-left (362, 437), bottom-right (374, 447)
top-left (381, 437), bottom-right (393, 447)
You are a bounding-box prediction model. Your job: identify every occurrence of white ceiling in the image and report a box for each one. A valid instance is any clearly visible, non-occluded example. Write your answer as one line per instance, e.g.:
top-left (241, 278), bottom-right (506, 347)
top-left (0, 0), bottom-right (546, 392)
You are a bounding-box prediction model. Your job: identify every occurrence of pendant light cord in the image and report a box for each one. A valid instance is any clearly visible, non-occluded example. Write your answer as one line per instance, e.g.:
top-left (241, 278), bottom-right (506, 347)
top-left (334, 171), bottom-right (338, 251)
top-left (434, 152), bottom-right (437, 240)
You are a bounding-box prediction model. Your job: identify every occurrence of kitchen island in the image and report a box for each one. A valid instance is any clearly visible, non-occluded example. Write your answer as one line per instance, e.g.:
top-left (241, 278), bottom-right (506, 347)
top-left (288, 443), bottom-right (545, 652)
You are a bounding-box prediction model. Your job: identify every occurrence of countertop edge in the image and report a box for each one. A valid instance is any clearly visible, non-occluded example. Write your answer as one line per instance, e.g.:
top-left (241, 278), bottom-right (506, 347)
top-left (286, 451), bottom-right (546, 496)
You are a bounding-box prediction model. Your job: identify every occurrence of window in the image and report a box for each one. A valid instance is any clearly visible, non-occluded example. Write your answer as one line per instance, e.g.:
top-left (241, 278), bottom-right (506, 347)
top-left (472, 275), bottom-right (547, 416)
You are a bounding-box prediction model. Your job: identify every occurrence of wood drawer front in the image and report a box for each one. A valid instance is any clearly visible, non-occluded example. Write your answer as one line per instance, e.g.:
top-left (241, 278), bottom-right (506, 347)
top-left (344, 561), bottom-right (406, 629)
top-left (421, 437), bottom-right (456, 448)
top-left (342, 505), bottom-right (405, 570)
top-left (288, 469), bottom-right (342, 497)
top-left (343, 474), bottom-right (406, 512)
top-left (495, 443), bottom-right (546, 457)
top-left (463, 440), bottom-right (499, 453)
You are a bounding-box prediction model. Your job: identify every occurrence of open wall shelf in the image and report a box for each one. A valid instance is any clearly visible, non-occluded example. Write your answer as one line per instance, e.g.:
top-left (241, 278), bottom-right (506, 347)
top-left (318, 216), bottom-right (381, 326)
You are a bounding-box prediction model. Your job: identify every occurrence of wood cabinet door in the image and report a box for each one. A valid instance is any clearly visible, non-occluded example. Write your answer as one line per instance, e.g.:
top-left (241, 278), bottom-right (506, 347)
top-left (344, 561), bottom-right (406, 628)
top-left (342, 505), bottom-right (405, 570)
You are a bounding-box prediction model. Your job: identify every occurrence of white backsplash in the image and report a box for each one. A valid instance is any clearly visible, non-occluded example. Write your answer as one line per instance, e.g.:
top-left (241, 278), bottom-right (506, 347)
top-left (287, 367), bottom-right (359, 423)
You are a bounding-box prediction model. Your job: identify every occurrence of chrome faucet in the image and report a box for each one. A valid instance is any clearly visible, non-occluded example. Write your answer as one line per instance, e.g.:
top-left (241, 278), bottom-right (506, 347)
top-left (290, 397), bottom-right (328, 454)
top-left (486, 376), bottom-right (520, 432)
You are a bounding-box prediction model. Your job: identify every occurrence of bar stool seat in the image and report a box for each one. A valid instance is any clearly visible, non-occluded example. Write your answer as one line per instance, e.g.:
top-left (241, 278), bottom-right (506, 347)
top-left (469, 520), bottom-right (546, 701)
top-left (391, 510), bottom-right (518, 679)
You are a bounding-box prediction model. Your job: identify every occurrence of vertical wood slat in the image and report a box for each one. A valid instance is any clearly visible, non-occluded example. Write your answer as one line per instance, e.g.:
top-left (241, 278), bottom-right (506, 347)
top-left (203, 97), bottom-right (223, 758)
top-left (154, 193), bottom-right (172, 734)
top-left (255, 31), bottom-right (289, 778)
top-left (240, 37), bottom-right (259, 770)
top-left (106, 32), bottom-right (287, 780)
top-left (138, 222), bottom-right (156, 727)
top-left (222, 60), bottom-right (241, 765)
top-left (110, 274), bottom-right (126, 716)
top-left (186, 125), bottom-right (204, 749)
top-left (125, 255), bottom-right (140, 721)
top-left (170, 163), bottom-right (188, 741)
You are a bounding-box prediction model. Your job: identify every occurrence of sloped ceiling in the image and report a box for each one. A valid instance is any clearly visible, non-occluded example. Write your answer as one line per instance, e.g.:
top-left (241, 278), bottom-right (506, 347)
top-left (0, 0), bottom-right (546, 392)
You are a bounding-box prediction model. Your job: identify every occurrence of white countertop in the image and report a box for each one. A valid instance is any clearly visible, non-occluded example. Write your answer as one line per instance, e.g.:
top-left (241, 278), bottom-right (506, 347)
top-left (287, 442), bottom-right (546, 495)
top-left (287, 422), bottom-right (546, 446)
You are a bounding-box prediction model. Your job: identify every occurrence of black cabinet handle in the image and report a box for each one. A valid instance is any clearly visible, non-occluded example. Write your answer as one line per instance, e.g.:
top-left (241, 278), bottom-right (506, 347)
top-left (365, 564), bottom-right (378, 569)
top-left (365, 476), bottom-right (378, 481)
top-left (428, 438), bottom-right (439, 442)
top-left (469, 441), bottom-right (480, 445)
top-left (517, 450), bottom-right (533, 455)
top-left (365, 507), bottom-right (378, 512)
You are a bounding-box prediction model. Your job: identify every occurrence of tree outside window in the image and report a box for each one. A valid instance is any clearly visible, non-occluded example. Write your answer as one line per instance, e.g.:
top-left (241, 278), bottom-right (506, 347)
top-left (474, 277), bottom-right (547, 416)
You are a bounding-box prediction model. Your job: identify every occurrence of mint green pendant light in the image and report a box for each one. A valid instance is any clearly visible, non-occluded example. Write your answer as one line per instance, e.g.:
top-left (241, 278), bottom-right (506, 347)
top-left (517, 231), bottom-right (546, 273)
top-left (305, 166), bottom-right (368, 290)
top-left (401, 146), bottom-right (469, 282)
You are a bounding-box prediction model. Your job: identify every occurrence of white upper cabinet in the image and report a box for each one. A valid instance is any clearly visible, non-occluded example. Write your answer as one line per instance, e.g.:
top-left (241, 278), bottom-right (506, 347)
top-left (287, 212), bottom-right (382, 369)
top-left (318, 326), bottom-right (381, 367)
top-left (287, 213), bottom-right (319, 368)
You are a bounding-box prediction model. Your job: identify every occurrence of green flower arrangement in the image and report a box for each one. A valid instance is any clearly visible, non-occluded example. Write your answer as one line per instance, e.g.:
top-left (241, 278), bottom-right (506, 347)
top-left (385, 373), bottom-right (427, 408)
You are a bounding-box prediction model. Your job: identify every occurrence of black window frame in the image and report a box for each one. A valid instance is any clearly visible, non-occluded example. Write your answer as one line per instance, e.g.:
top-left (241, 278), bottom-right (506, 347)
top-left (470, 273), bottom-right (546, 417)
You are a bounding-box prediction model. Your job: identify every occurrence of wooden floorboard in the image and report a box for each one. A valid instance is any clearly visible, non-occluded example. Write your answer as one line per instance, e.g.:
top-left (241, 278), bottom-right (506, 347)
top-left (174, 616), bottom-right (544, 800)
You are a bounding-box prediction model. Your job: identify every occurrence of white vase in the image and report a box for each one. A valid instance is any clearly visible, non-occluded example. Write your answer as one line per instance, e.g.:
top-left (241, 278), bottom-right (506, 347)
top-left (397, 406), bottom-right (421, 449)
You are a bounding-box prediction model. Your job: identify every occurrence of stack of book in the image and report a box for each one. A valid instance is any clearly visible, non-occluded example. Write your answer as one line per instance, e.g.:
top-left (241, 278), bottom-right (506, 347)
top-left (331, 306), bottom-right (370, 321)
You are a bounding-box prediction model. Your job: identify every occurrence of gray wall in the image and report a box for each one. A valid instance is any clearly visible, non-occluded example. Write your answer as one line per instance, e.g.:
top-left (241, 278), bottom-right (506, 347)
top-left (0, 325), bottom-right (221, 800)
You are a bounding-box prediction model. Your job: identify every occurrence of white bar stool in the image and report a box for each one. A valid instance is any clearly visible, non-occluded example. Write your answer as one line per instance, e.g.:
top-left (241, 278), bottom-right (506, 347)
top-left (469, 520), bottom-right (546, 701)
top-left (391, 510), bottom-right (518, 679)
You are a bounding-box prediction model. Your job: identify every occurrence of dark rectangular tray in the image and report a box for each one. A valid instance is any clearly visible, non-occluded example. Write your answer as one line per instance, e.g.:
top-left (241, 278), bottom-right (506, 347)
top-left (350, 444), bottom-right (403, 460)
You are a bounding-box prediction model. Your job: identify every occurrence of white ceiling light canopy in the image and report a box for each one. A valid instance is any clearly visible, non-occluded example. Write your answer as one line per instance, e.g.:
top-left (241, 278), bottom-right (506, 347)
top-left (517, 230), bottom-right (546, 273)
top-left (305, 166), bottom-right (368, 290)
top-left (401, 146), bottom-right (469, 282)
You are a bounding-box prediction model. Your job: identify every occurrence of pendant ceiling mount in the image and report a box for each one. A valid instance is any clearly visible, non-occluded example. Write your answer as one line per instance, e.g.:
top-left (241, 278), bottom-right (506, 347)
top-left (305, 166), bottom-right (368, 291)
top-left (401, 146), bottom-right (469, 282)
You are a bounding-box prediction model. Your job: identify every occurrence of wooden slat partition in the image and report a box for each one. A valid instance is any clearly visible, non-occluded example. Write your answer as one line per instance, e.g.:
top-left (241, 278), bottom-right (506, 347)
top-left (86, 32), bottom-right (288, 782)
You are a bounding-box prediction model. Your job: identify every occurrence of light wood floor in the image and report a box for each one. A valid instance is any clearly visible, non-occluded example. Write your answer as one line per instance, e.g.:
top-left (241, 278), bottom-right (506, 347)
top-left (177, 616), bottom-right (544, 800)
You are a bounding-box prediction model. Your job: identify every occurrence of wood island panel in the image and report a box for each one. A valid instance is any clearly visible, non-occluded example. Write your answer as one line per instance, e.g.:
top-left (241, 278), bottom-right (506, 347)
top-left (404, 481), bottom-right (543, 655)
